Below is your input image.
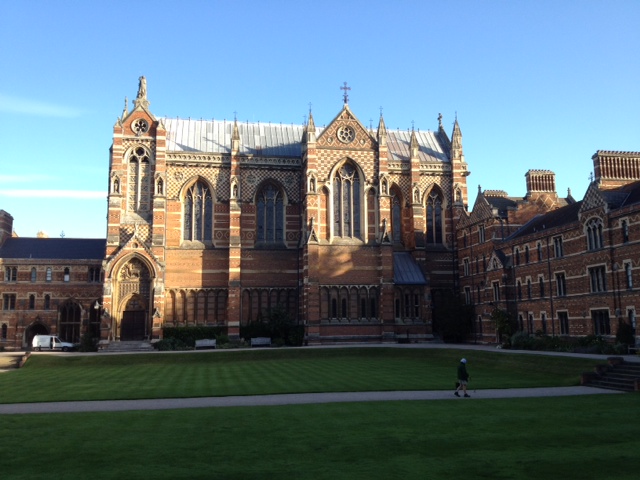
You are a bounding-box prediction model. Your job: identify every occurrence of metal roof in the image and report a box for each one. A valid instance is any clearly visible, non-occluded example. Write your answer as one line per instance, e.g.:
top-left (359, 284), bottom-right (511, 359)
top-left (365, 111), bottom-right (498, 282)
top-left (386, 130), bottom-right (449, 163)
top-left (393, 252), bottom-right (428, 285)
top-left (0, 238), bottom-right (105, 260)
top-left (163, 118), bottom-right (307, 157)
top-left (162, 118), bottom-right (449, 163)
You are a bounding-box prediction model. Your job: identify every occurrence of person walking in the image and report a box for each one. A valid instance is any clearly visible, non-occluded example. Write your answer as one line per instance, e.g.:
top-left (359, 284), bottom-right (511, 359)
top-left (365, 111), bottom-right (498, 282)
top-left (454, 358), bottom-right (470, 397)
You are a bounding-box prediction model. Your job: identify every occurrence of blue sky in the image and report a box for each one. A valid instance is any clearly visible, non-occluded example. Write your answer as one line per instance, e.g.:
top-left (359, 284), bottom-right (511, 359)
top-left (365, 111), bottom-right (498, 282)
top-left (1, 0), bottom-right (639, 239)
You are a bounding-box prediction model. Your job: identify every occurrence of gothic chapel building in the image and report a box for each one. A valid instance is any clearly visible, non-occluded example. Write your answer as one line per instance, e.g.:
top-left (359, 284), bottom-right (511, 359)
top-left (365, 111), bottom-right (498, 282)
top-left (0, 78), bottom-right (469, 348)
top-left (94, 78), bottom-right (470, 345)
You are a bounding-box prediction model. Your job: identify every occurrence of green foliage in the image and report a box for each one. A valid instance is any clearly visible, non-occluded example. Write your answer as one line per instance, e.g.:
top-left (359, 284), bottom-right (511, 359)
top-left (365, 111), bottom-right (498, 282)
top-left (77, 332), bottom-right (98, 352)
top-left (154, 337), bottom-right (190, 351)
top-left (509, 332), bottom-right (628, 354)
top-left (161, 326), bottom-right (226, 348)
top-left (491, 308), bottom-right (516, 345)
top-left (240, 304), bottom-right (304, 346)
top-left (616, 320), bottom-right (635, 347)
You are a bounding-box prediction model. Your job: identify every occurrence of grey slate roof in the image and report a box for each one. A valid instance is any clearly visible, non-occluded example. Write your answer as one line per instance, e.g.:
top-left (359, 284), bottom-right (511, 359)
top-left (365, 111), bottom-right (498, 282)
top-left (386, 130), bottom-right (449, 163)
top-left (508, 201), bottom-right (583, 239)
top-left (163, 118), bottom-right (307, 157)
top-left (162, 118), bottom-right (449, 163)
top-left (393, 252), bottom-right (428, 285)
top-left (0, 238), bottom-right (105, 260)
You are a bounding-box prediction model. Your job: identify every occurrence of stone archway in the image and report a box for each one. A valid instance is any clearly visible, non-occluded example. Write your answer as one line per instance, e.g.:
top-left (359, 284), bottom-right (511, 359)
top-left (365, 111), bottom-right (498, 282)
top-left (25, 322), bottom-right (48, 349)
top-left (115, 258), bottom-right (152, 341)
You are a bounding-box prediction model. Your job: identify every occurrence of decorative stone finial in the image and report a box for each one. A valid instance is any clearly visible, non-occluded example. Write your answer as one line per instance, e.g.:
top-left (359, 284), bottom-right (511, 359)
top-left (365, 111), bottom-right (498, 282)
top-left (133, 76), bottom-right (150, 108)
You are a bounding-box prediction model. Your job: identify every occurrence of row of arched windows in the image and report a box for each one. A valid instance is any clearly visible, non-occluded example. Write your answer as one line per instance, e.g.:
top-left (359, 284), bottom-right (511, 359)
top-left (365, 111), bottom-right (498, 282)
top-left (320, 286), bottom-right (379, 321)
top-left (122, 147), bottom-right (447, 246)
top-left (165, 289), bottom-right (228, 325)
top-left (180, 175), bottom-right (445, 246)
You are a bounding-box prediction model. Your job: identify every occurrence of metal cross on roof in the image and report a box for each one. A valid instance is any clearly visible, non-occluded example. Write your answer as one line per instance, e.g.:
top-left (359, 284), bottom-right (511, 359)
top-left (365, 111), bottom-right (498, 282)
top-left (340, 82), bottom-right (351, 104)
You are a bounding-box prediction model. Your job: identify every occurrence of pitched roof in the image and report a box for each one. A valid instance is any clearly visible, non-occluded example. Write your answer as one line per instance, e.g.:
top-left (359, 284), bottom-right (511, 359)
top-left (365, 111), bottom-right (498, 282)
top-left (162, 118), bottom-right (449, 163)
top-left (393, 252), bottom-right (428, 285)
top-left (602, 179), bottom-right (640, 208)
top-left (0, 238), bottom-right (105, 260)
top-left (509, 201), bottom-right (583, 238)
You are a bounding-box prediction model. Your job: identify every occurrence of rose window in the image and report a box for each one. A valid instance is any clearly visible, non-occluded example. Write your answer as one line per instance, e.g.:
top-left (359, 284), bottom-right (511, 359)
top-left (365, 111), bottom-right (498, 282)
top-left (337, 125), bottom-right (355, 144)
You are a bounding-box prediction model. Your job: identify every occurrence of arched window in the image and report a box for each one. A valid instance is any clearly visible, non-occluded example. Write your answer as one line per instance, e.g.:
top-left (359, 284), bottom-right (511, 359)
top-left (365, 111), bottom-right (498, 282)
top-left (426, 191), bottom-right (443, 244)
top-left (44, 295), bottom-right (51, 310)
top-left (256, 183), bottom-right (284, 243)
top-left (31, 267), bottom-right (37, 282)
top-left (183, 181), bottom-right (213, 242)
top-left (1, 323), bottom-right (6, 339)
top-left (59, 300), bottom-right (81, 343)
top-left (333, 163), bottom-right (361, 238)
top-left (391, 188), bottom-right (402, 244)
top-left (4, 267), bottom-right (16, 282)
top-left (586, 218), bottom-right (604, 250)
top-left (29, 294), bottom-right (35, 310)
top-left (46, 268), bottom-right (52, 282)
top-left (127, 146), bottom-right (152, 217)
top-left (622, 220), bottom-right (629, 242)
top-left (64, 267), bottom-right (70, 282)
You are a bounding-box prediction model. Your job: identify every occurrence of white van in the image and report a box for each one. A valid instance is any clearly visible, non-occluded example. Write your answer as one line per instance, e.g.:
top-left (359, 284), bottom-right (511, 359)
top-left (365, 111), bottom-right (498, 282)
top-left (32, 335), bottom-right (74, 352)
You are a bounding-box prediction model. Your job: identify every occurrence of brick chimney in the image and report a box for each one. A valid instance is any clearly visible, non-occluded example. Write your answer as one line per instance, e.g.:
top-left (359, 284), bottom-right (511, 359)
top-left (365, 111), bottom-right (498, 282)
top-left (0, 210), bottom-right (14, 246)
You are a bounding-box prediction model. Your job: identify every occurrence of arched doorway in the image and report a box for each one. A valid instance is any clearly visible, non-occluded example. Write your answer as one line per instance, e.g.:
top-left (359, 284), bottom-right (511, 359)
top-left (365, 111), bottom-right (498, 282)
top-left (25, 322), bottom-right (48, 349)
top-left (121, 296), bottom-right (147, 341)
top-left (115, 258), bottom-right (152, 341)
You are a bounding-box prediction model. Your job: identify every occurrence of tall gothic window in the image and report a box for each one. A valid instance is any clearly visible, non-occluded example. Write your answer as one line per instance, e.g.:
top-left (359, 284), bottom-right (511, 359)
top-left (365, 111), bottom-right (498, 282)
top-left (391, 189), bottom-right (402, 243)
top-left (426, 192), bottom-right (443, 244)
top-left (333, 163), bottom-right (361, 238)
top-left (184, 181), bottom-right (213, 242)
top-left (586, 218), bottom-right (604, 250)
top-left (256, 183), bottom-right (284, 243)
top-left (127, 146), bottom-right (152, 218)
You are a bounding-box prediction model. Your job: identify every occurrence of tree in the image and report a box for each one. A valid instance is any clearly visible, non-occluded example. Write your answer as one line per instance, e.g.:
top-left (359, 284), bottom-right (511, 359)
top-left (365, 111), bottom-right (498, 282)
top-left (491, 308), bottom-right (516, 344)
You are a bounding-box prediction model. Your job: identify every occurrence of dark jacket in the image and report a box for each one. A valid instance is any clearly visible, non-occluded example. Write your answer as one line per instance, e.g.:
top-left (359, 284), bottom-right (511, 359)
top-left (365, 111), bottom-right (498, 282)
top-left (457, 363), bottom-right (469, 381)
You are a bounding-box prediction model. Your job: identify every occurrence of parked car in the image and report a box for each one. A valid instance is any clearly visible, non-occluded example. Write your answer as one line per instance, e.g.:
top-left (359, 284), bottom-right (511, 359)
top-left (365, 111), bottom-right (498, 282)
top-left (32, 335), bottom-right (74, 352)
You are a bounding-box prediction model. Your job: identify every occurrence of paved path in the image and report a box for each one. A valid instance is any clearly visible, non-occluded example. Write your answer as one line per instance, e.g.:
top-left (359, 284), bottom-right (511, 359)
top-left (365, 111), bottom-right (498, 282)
top-left (0, 386), bottom-right (622, 415)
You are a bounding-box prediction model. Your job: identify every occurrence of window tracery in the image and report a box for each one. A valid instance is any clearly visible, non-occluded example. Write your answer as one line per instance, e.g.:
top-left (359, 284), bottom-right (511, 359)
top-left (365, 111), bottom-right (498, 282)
top-left (184, 181), bottom-right (213, 242)
top-left (127, 146), bottom-right (152, 218)
top-left (256, 183), bottom-right (284, 244)
top-left (332, 162), bottom-right (361, 238)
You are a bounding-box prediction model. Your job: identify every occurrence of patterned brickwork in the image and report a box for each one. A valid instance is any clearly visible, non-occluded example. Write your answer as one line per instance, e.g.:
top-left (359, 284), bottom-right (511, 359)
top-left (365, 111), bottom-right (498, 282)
top-left (316, 148), bottom-right (378, 185)
top-left (166, 164), bottom-right (229, 200)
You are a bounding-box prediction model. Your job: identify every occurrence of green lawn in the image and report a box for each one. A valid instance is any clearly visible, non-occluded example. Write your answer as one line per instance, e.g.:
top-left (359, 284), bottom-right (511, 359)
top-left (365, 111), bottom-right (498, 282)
top-left (0, 348), bottom-right (598, 403)
top-left (0, 396), bottom-right (639, 479)
top-left (1, 347), bottom-right (638, 480)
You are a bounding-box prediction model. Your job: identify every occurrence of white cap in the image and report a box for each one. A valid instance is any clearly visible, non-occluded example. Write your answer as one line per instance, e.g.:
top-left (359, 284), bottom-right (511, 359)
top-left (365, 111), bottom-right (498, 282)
top-left (461, 358), bottom-right (467, 363)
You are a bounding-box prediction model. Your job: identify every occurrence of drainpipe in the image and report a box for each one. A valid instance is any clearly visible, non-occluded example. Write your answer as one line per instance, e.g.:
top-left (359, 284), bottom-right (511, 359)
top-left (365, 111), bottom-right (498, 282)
top-left (546, 236), bottom-right (555, 336)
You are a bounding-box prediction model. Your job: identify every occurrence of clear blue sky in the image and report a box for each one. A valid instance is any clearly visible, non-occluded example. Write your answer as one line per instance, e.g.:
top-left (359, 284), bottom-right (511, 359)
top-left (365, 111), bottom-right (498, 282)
top-left (1, 0), bottom-right (639, 239)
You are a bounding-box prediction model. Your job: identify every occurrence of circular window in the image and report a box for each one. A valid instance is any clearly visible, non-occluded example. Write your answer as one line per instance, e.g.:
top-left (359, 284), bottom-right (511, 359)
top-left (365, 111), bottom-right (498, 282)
top-left (132, 118), bottom-right (149, 135)
top-left (337, 125), bottom-right (355, 144)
